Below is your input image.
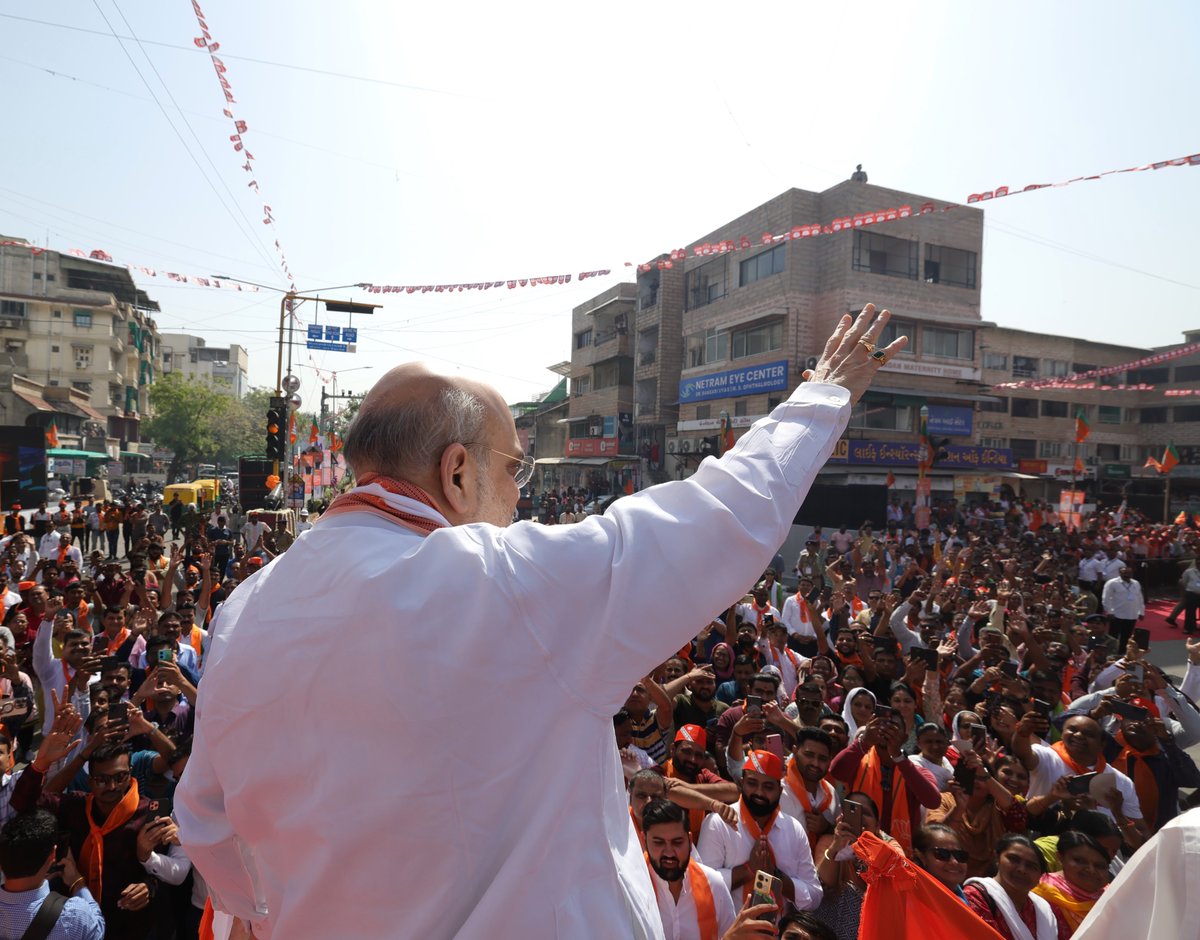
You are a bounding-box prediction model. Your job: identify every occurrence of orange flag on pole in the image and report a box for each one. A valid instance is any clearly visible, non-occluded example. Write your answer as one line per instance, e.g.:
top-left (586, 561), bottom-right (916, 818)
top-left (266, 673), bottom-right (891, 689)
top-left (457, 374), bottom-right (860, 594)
top-left (288, 412), bottom-right (297, 445)
top-left (45, 420), bottom-right (59, 449)
top-left (309, 423), bottom-right (319, 445)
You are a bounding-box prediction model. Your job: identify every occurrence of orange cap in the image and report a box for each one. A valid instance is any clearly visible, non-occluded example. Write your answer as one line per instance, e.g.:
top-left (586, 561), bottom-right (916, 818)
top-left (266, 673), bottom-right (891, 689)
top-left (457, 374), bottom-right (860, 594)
top-left (675, 724), bottom-right (706, 749)
top-left (744, 749), bottom-right (783, 780)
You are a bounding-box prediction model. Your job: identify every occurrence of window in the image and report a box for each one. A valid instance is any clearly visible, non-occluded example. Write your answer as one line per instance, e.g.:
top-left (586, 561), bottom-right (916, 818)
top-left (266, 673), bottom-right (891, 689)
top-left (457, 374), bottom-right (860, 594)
top-left (52, 309), bottom-right (62, 318)
top-left (731, 320), bottom-right (783, 359)
top-left (877, 317), bottom-right (915, 354)
top-left (852, 231), bottom-right (918, 279)
top-left (1175, 406), bottom-right (1200, 422)
top-left (979, 396), bottom-right (1008, 413)
top-left (72, 381), bottom-right (93, 393)
top-left (32, 271), bottom-right (41, 280)
top-left (1009, 438), bottom-right (1037, 459)
top-left (1096, 443), bottom-right (1121, 460)
top-left (51, 345), bottom-right (60, 353)
top-left (73, 311), bottom-right (92, 328)
top-left (767, 396), bottom-right (782, 410)
top-left (1039, 441), bottom-right (1063, 458)
top-left (1128, 367), bottom-right (1169, 384)
top-left (574, 329), bottom-right (592, 349)
top-left (1072, 362), bottom-right (1096, 374)
top-left (1012, 356), bottom-right (1038, 379)
top-left (1043, 359), bottom-right (1069, 377)
top-left (1140, 407), bottom-right (1169, 423)
top-left (979, 437), bottom-right (1007, 449)
top-left (685, 257), bottom-right (727, 310)
top-left (983, 352), bottom-right (1008, 370)
top-left (637, 328), bottom-right (658, 367)
top-left (848, 401), bottom-right (914, 432)
top-left (1011, 399), bottom-right (1038, 418)
top-left (1041, 400), bottom-right (1069, 418)
top-left (0, 300), bottom-right (26, 318)
top-left (735, 400), bottom-right (748, 417)
top-left (73, 346), bottom-right (92, 369)
top-left (923, 245), bottom-right (978, 288)
top-left (696, 405), bottom-right (711, 420)
top-left (739, 244), bottom-right (785, 286)
top-left (1175, 364), bottom-right (1200, 382)
top-left (686, 328), bottom-right (728, 368)
top-left (572, 375), bottom-right (591, 396)
top-left (593, 358), bottom-right (631, 390)
top-left (1121, 444), bottom-right (1148, 462)
top-left (46, 273), bottom-right (55, 282)
top-left (1098, 405), bottom-right (1121, 424)
top-left (921, 326), bottom-right (973, 360)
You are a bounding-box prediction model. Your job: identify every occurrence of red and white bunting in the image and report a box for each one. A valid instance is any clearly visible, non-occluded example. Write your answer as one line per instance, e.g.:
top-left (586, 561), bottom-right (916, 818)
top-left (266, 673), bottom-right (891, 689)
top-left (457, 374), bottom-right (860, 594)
top-left (998, 339), bottom-right (1200, 391)
top-left (356, 270), bottom-right (611, 295)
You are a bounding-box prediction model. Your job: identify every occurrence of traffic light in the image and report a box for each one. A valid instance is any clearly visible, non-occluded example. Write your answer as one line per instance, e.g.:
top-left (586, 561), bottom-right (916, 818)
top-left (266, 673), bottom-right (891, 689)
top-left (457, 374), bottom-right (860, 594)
top-left (266, 397), bottom-right (288, 460)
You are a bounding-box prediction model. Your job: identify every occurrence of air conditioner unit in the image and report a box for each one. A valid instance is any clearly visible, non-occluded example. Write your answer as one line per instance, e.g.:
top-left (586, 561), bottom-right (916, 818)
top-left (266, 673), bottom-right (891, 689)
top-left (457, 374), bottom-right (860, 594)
top-left (75, 360), bottom-right (88, 370)
top-left (0, 319), bottom-right (18, 330)
top-left (679, 439), bottom-right (693, 453)
top-left (666, 439), bottom-right (678, 454)
top-left (588, 425), bottom-right (602, 436)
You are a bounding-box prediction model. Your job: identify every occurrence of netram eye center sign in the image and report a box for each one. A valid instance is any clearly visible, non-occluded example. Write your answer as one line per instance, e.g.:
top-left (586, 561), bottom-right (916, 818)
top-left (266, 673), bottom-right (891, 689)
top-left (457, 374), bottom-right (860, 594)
top-left (679, 360), bottom-right (789, 404)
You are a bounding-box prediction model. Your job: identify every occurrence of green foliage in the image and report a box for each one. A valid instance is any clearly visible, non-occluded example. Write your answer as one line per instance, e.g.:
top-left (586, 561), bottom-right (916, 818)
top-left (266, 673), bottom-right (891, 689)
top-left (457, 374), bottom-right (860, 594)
top-left (144, 374), bottom-right (236, 479)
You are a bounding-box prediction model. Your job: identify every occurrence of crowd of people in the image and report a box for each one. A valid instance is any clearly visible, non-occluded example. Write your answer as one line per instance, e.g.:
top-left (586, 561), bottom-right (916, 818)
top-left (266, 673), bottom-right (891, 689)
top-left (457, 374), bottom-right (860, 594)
top-left (0, 495), bottom-right (292, 938)
top-left (616, 501), bottom-right (1200, 939)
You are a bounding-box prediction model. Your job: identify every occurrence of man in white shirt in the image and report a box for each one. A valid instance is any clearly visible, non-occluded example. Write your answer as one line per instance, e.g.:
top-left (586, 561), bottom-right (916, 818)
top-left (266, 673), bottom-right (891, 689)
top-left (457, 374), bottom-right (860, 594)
top-left (642, 799), bottom-right (737, 940)
top-left (779, 728), bottom-right (839, 846)
top-left (36, 527), bottom-right (61, 560)
top-left (737, 586), bottom-right (780, 633)
top-left (757, 619), bottom-right (805, 698)
top-left (1101, 566), bottom-right (1145, 650)
top-left (239, 513), bottom-right (272, 554)
top-left (56, 533), bottom-right (84, 571)
top-left (31, 602), bottom-right (97, 735)
top-left (781, 577), bottom-right (820, 649)
top-left (176, 306), bottom-right (902, 939)
top-left (1011, 712), bottom-right (1149, 841)
top-left (697, 749), bottom-right (822, 912)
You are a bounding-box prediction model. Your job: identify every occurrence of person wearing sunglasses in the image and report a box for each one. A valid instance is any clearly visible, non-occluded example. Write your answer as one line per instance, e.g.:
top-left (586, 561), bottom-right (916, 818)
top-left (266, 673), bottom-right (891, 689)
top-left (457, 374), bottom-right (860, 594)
top-left (912, 824), bottom-right (970, 902)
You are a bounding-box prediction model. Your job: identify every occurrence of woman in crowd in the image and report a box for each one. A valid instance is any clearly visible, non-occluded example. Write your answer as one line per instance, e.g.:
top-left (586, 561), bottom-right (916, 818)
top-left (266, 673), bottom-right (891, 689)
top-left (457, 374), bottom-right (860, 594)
top-left (928, 752), bottom-right (1026, 878)
top-left (963, 833), bottom-right (1061, 940)
top-left (813, 792), bottom-right (896, 940)
top-left (912, 824), bottom-right (970, 902)
top-left (841, 687), bottom-right (876, 740)
top-left (1031, 830), bottom-right (1110, 936)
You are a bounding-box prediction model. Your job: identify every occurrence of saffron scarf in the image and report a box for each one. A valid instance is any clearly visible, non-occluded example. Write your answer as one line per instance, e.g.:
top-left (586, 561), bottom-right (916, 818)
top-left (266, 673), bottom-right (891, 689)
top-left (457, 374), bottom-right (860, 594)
top-left (644, 852), bottom-right (718, 940)
top-left (737, 798), bottom-right (778, 900)
top-left (190, 625), bottom-right (205, 664)
top-left (320, 473), bottom-right (448, 536)
top-left (103, 628), bottom-right (130, 655)
top-left (751, 600), bottom-right (772, 627)
top-left (792, 593), bottom-right (815, 629)
top-left (81, 777), bottom-right (141, 900)
top-left (1032, 872), bottom-right (1102, 933)
top-left (1050, 739), bottom-right (1105, 775)
top-left (662, 761), bottom-right (707, 843)
top-left (853, 748), bottom-right (914, 856)
top-left (1116, 731), bottom-right (1159, 827)
top-left (785, 759), bottom-right (833, 854)
top-left (630, 807), bottom-right (645, 850)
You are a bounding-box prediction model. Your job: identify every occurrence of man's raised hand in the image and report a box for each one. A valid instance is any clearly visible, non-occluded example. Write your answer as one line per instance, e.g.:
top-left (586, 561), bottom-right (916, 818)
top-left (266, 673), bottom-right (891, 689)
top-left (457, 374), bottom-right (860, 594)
top-left (803, 304), bottom-right (908, 404)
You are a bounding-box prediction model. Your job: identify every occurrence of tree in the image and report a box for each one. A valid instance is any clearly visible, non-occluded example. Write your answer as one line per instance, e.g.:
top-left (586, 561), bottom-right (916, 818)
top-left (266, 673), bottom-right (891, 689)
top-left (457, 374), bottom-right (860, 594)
top-left (144, 374), bottom-right (235, 481)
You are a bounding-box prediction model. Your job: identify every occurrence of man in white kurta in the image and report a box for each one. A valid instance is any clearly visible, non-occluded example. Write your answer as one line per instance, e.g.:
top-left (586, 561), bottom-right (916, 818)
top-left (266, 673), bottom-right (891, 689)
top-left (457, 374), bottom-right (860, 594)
top-left (175, 309), bottom-right (901, 938)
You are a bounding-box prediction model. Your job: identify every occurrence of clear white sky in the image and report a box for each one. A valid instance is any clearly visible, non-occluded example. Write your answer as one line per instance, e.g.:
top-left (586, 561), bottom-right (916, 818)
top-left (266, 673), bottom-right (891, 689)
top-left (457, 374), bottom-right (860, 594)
top-left (1, 0), bottom-right (1196, 412)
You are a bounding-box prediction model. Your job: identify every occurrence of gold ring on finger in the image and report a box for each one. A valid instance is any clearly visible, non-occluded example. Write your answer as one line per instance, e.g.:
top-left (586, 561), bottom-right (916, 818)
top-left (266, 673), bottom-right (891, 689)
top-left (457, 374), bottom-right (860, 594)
top-left (858, 340), bottom-right (876, 354)
top-left (871, 349), bottom-right (888, 364)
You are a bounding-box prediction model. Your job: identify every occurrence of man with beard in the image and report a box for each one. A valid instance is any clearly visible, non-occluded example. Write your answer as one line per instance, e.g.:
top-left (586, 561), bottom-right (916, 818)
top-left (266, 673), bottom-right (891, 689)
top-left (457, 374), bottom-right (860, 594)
top-left (32, 599), bottom-right (98, 735)
top-left (758, 618), bottom-right (805, 698)
top-left (780, 728), bottom-right (839, 845)
top-left (673, 672), bottom-right (728, 743)
top-left (658, 726), bottom-right (737, 844)
top-left (714, 672), bottom-right (787, 775)
top-left (642, 799), bottom-right (738, 940)
top-left (697, 750), bottom-right (822, 911)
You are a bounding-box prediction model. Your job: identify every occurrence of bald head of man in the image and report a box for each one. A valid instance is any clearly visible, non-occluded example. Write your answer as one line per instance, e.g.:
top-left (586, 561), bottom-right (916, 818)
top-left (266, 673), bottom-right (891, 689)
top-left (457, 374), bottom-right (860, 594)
top-left (342, 363), bottom-right (523, 527)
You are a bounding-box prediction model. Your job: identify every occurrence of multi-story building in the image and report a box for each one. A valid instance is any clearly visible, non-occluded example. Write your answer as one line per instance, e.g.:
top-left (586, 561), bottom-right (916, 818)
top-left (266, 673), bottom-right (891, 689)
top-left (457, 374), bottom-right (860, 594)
top-left (0, 237), bottom-right (161, 451)
top-left (160, 332), bottom-right (249, 397)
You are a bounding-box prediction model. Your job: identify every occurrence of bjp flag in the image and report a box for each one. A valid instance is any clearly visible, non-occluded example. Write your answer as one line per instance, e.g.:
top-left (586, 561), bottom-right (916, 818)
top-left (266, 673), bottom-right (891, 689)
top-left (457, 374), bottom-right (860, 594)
top-left (309, 423), bottom-right (319, 445)
top-left (1075, 409), bottom-right (1091, 444)
top-left (45, 420), bottom-right (59, 449)
top-left (853, 831), bottom-right (1004, 940)
top-left (288, 412), bottom-right (297, 445)
top-left (1160, 442), bottom-right (1180, 474)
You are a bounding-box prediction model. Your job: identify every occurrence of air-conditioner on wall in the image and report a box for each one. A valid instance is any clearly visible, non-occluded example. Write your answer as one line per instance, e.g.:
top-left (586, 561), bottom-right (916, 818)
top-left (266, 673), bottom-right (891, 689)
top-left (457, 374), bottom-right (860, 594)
top-left (75, 360), bottom-right (88, 370)
top-left (666, 439), bottom-right (678, 454)
top-left (588, 425), bottom-right (602, 436)
top-left (679, 439), bottom-right (693, 453)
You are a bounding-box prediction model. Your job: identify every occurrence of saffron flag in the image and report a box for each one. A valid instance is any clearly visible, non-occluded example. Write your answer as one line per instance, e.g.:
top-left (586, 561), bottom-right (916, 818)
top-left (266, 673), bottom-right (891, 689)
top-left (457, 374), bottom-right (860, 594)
top-left (719, 413), bottom-right (735, 455)
top-left (288, 412), bottom-right (297, 445)
top-left (1075, 409), bottom-right (1091, 444)
top-left (1074, 456), bottom-right (1085, 476)
top-left (1160, 442), bottom-right (1180, 474)
top-left (853, 831), bottom-right (1005, 940)
top-left (45, 421), bottom-right (59, 449)
top-left (1144, 455), bottom-right (1163, 472)
top-left (886, 471), bottom-right (896, 488)
top-left (309, 423), bottom-right (319, 445)
top-left (918, 410), bottom-right (933, 474)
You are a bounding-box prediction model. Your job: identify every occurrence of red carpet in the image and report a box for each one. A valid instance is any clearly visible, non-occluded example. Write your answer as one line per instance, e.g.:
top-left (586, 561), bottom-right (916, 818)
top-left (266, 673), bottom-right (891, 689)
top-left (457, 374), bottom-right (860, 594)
top-left (1141, 596), bottom-right (1189, 643)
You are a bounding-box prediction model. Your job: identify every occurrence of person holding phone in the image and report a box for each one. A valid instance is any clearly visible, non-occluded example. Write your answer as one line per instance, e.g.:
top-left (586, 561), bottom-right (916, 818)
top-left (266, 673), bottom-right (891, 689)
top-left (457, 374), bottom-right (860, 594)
top-left (812, 793), bottom-right (892, 940)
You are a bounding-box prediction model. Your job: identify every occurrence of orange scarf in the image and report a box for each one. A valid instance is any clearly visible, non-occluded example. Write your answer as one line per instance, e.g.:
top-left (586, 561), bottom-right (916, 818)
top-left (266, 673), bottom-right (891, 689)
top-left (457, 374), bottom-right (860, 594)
top-left (793, 593), bottom-right (814, 627)
top-left (644, 852), bottom-right (718, 940)
top-left (737, 798), bottom-right (779, 900)
top-left (103, 628), bottom-right (130, 655)
top-left (853, 749), bottom-right (913, 856)
top-left (663, 761), bottom-right (706, 843)
top-left (767, 643), bottom-right (800, 675)
top-left (81, 777), bottom-right (140, 900)
top-left (1051, 739), bottom-right (1106, 775)
top-left (751, 601), bottom-right (772, 627)
top-left (786, 760), bottom-right (835, 815)
top-left (321, 473), bottom-right (446, 535)
top-left (630, 807), bottom-right (645, 850)
top-left (190, 625), bottom-right (205, 663)
top-left (1116, 732), bottom-right (1159, 827)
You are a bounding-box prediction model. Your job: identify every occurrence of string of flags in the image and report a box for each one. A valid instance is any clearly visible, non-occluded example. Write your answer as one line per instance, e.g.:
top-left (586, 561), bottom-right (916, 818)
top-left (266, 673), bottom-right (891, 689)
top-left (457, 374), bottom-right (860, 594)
top-left (190, 0), bottom-right (296, 293)
top-left (996, 339), bottom-right (1200, 391)
top-left (357, 270), bottom-right (611, 295)
top-left (0, 240), bottom-right (260, 292)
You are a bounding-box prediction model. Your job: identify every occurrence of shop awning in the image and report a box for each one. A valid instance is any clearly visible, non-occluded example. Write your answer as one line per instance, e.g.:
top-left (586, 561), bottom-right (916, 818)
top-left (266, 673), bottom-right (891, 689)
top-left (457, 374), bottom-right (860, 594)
top-left (47, 448), bottom-right (110, 460)
top-left (120, 450), bottom-right (151, 460)
top-left (13, 389), bottom-right (53, 412)
top-left (535, 456), bottom-right (638, 467)
top-left (60, 400), bottom-right (106, 421)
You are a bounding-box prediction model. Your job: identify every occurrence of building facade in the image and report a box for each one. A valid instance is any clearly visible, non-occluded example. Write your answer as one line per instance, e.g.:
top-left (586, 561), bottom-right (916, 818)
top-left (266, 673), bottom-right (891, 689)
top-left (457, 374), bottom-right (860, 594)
top-left (0, 237), bottom-right (160, 451)
top-left (160, 332), bottom-right (249, 397)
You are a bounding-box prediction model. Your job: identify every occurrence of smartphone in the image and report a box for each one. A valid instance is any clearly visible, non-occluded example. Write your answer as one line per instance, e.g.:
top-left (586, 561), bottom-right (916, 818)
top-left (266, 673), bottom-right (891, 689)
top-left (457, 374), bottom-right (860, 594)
top-left (953, 760), bottom-right (976, 793)
top-left (841, 800), bottom-right (864, 837)
top-left (148, 797), bottom-right (173, 819)
top-left (92, 634), bottom-right (108, 652)
top-left (0, 697), bottom-right (31, 722)
top-left (874, 704), bottom-right (897, 723)
top-left (999, 661), bottom-right (1019, 679)
top-left (1067, 772), bottom-right (1100, 796)
top-left (1031, 698), bottom-right (1054, 718)
top-left (156, 648), bottom-right (175, 664)
top-left (1133, 628), bottom-right (1151, 652)
top-left (1124, 663), bottom-right (1146, 685)
top-left (1108, 699), bottom-right (1151, 722)
top-left (765, 734), bottom-right (785, 762)
top-left (749, 870), bottom-right (780, 924)
top-left (98, 656), bottom-right (121, 675)
top-left (105, 707), bottom-right (129, 730)
top-left (950, 737), bottom-right (973, 754)
top-left (912, 647), bottom-right (939, 670)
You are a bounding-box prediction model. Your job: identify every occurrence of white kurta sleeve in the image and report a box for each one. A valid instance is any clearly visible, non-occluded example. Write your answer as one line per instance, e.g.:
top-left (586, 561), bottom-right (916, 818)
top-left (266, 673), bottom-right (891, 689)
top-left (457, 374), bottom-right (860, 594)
top-left (774, 823), bottom-right (823, 911)
top-left (707, 867), bottom-right (737, 937)
top-left (695, 816), bottom-right (738, 888)
top-left (492, 385), bottom-right (851, 712)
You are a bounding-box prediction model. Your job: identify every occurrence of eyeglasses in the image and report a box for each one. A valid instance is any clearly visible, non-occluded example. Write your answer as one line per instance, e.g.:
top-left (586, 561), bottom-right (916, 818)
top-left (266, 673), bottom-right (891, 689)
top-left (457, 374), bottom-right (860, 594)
top-left (930, 847), bottom-right (969, 863)
top-left (91, 771), bottom-right (131, 788)
top-left (466, 446), bottom-right (535, 488)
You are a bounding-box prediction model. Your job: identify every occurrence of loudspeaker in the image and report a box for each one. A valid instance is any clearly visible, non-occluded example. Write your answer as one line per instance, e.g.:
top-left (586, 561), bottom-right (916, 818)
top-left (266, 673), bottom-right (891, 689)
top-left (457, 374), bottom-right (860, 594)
top-left (238, 457), bottom-right (275, 510)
